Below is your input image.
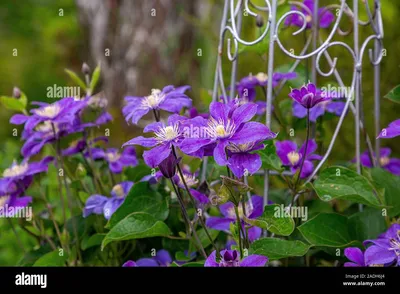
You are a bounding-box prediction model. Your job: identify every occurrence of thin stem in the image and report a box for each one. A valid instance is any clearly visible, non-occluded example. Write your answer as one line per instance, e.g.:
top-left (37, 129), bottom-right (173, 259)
top-left (295, 109), bottom-right (310, 190)
top-left (234, 205), bottom-right (243, 259)
top-left (170, 179), bottom-right (207, 259)
top-left (171, 146), bottom-right (218, 255)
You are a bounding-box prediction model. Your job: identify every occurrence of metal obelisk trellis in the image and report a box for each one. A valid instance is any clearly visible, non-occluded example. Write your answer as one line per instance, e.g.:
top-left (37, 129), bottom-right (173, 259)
top-left (205, 0), bottom-right (383, 223)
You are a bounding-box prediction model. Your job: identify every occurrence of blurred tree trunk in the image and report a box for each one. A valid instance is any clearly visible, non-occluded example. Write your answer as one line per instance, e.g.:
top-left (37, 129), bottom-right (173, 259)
top-left (75, 0), bottom-right (198, 107)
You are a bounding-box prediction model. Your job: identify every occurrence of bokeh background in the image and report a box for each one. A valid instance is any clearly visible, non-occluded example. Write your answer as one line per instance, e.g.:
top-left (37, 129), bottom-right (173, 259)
top-left (0, 0), bottom-right (398, 265)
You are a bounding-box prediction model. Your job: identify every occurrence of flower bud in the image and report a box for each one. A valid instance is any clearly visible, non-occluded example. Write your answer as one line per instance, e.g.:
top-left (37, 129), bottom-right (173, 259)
top-left (82, 62), bottom-right (91, 75)
top-left (13, 87), bottom-right (21, 99)
top-left (158, 153), bottom-right (181, 179)
top-left (256, 15), bottom-right (264, 27)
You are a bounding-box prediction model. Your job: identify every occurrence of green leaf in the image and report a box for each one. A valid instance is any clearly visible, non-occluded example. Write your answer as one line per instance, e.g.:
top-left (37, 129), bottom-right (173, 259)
top-left (259, 143), bottom-right (284, 172)
top-left (65, 69), bottom-right (87, 91)
top-left (0, 96), bottom-right (26, 112)
top-left (244, 204), bottom-right (295, 236)
top-left (370, 168), bottom-right (400, 217)
top-left (175, 251), bottom-right (192, 262)
top-left (348, 208), bottom-right (386, 241)
top-left (101, 212), bottom-right (171, 250)
top-left (307, 166), bottom-right (381, 208)
top-left (17, 245), bottom-right (52, 266)
top-left (124, 163), bottom-right (152, 182)
top-left (250, 238), bottom-right (311, 260)
top-left (33, 250), bottom-right (68, 266)
top-left (197, 228), bottom-right (219, 249)
top-left (106, 181), bottom-right (169, 228)
top-left (298, 213), bottom-right (359, 247)
top-left (384, 85), bottom-right (400, 103)
top-left (81, 234), bottom-right (106, 250)
top-left (90, 63), bottom-right (101, 93)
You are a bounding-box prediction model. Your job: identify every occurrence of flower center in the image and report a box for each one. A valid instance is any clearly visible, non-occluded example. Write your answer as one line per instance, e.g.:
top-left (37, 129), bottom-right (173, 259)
top-left (35, 121), bottom-right (59, 134)
top-left (106, 152), bottom-right (121, 162)
top-left (305, 15), bottom-right (312, 23)
top-left (35, 104), bottom-right (61, 119)
top-left (388, 230), bottom-right (400, 256)
top-left (3, 162), bottom-right (29, 178)
top-left (226, 142), bottom-right (255, 153)
top-left (0, 196), bottom-right (10, 208)
top-left (112, 184), bottom-right (125, 198)
top-left (287, 151), bottom-right (301, 166)
top-left (155, 125), bottom-right (180, 143)
top-left (379, 156), bottom-right (390, 167)
top-left (219, 250), bottom-right (240, 267)
top-left (179, 173), bottom-right (198, 187)
top-left (207, 118), bottom-right (235, 139)
top-left (141, 89), bottom-right (165, 109)
top-left (255, 72), bottom-right (268, 83)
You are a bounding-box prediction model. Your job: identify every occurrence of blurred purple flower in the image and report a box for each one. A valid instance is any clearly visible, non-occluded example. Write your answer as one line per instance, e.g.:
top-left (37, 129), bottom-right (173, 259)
top-left (236, 72), bottom-right (297, 101)
top-left (62, 136), bottom-right (108, 156)
top-left (205, 249), bottom-right (268, 267)
top-left (358, 148), bottom-right (400, 176)
top-left (206, 195), bottom-right (263, 242)
top-left (377, 119), bottom-right (400, 139)
top-left (123, 85), bottom-right (192, 125)
top-left (285, 0), bottom-right (334, 29)
top-left (123, 250), bottom-right (172, 267)
top-left (83, 181), bottom-right (133, 220)
top-left (90, 146), bottom-right (138, 174)
top-left (276, 140), bottom-right (322, 178)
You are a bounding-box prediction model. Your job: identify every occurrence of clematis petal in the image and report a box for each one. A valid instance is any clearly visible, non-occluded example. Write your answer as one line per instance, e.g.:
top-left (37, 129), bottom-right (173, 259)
top-left (240, 255), bottom-right (268, 267)
top-left (206, 217), bottom-right (233, 231)
top-left (204, 250), bottom-right (219, 267)
top-left (143, 144), bottom-right (172, 168)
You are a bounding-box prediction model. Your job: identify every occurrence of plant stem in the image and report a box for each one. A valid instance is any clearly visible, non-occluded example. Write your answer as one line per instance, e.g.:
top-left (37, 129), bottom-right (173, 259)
top-left (294, 109), bottom-right (310, 190)
top-left (170, 179), bottom-right (207, 259)
top-left (234, 205), bottom-right (244, 258)
top-left (171, 146), bottom-right (218, 254)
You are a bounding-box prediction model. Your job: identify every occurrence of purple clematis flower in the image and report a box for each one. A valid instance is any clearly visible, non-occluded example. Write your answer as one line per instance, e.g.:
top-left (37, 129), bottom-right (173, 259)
top-left (363, 224), bottom-right (400, 267)
top-left (344, 247), bottom-right (366, 267)
top-left (378, 119), bottom-right (400, 139)
top-left (123, 85), bottom-right (192, 125)
top-left (2, 157), bottom-right (53, 185)
top-left (83, 181), bottom-right (133, 220)
top-left (10, 97), bottom-right (86, 133)
top-left (226, 141), bottom-right (265, 178)
top-left (276, 140), bottom-right (322, 178)
top-left (206, 195), bottom-right (263, 242)
top-left (358, 148), bottom-right (400, 176)
top-left (292, 88), bottom-right (346, 122)
top-left (122, 114), bottom-right (187, 168)
top-left (123, 250), bottom-right (172, 267)
top-left (0, 179), bottom-right (32, 217)
top-left (205, 249), bottom-right (268, 267)
top-left (289, 82), bottom-right (330, 109)
top-left (285, 0), bottom-right (335, 29)
top-left (180, 102), bottom-right (276, 166)
top-left (236, 72), bottom-right (297, 101)
top-left (90, 146), bottom-right (138, 174)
